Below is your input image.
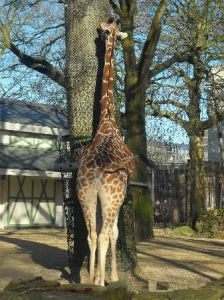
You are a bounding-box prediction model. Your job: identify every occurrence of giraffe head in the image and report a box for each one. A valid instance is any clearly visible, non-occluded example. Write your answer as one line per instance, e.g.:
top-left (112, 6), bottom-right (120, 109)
top-left (98, 18), bottom-right (128, 40)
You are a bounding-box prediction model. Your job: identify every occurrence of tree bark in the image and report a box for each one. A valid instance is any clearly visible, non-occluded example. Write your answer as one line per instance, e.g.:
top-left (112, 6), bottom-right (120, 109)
top-left (187, 53), bottom-right (206, 228)
top-left (189, 134), bottom-right (206, 228)
top-left (126, 90), bottom-right (154, 239)
top-left (65, 0), bottom-right (109, 138)
top-left (120, 10), bottom-right (155, 240)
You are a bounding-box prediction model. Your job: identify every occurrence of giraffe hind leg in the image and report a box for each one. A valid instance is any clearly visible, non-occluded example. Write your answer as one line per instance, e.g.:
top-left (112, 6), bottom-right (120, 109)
top-left (109, 215), bottom-right (119, 282)
top-left (96, 227), bottom-right (110, 286)
top-left (88, 222), bottom-right (97, 284)
top-left (96, 198), bottom-right (121, 285)
top-left (78, 190), bottom-right (97, 284)
top-left (95, 216), bottom-right (119, 285)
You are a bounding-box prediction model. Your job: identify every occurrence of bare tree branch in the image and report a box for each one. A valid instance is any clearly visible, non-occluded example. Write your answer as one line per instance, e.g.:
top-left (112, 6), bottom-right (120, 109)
top-left (18, 23), bottom-right (65, 46)
top-left (147, 101), bottom-right (188, 128)
top-left (147, 98), bottom-right (188, 113)
top-left (9, 42), bottom-right (65, 87)
top-left (109, 0), bottom-right (122, 16)
top-left (149, 50), bottom-right (192, 78)
top-left (202, 113), bottom-right (224, 131)
top-left (137, 0), bottom-right (168, 85)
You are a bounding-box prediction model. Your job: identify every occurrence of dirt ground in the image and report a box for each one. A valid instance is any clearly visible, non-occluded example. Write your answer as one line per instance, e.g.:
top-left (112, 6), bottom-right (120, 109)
top-left (0, 228), bottom-right (223, 292)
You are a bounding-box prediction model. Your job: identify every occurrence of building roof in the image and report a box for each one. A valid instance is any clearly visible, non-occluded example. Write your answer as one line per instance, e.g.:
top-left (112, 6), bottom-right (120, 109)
top-left (0, 146), bottom-right (59, 172)
top-left (0, 98), bottom-right (67, 129)
top-left (0, 99), bottom-right (69, 174)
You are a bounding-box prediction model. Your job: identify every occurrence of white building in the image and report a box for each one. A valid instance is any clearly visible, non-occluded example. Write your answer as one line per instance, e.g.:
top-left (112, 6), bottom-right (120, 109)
top-left (0, 99), bottom-right (68, 229)
top-left (205, 66), bottom-right (224, 162)
top-left (147, 140), bottom-right (189, 164)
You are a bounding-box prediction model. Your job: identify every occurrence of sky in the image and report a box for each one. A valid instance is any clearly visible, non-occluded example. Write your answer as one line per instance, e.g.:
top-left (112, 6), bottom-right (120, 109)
top-left (146, 116), bottom-right (189, 145)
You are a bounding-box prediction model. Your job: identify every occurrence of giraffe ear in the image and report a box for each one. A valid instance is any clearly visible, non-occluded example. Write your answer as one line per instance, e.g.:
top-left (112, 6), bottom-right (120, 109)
top-left (98, 21), bottom-right (109, 32)
top-left (117, 31), bottom-right (128, 40)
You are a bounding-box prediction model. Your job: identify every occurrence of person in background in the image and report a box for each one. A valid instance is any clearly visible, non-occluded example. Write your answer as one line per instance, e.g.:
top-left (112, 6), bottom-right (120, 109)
top-left (154, 200), bottom-right (161, 225)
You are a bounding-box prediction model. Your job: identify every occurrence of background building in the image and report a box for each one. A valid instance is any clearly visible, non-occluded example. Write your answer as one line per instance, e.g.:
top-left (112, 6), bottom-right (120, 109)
top-left (147, 140), bottom-right (189, 164)
top-left (0, 98), bottom-right (68, 229)
top-left (204, 66), bottom-right (224, 162)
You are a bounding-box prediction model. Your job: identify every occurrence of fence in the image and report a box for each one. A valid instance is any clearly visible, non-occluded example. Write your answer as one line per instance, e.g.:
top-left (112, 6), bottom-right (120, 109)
top-left (149, 162), bottom-right (224, 225)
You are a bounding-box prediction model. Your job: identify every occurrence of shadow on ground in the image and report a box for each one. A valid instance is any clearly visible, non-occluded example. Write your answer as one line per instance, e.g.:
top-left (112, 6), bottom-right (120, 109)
top-left (148, 238), bottom-right (224, 259)
top-left (0, 234), bottom-right (71, 281)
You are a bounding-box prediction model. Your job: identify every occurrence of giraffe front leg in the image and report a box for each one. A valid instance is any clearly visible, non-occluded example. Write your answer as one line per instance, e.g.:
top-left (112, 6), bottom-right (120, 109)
top-left (110, 215), bottom-right (119, 282)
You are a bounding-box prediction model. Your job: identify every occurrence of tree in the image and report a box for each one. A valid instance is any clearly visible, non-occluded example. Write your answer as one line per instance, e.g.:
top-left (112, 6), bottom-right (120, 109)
top-left (147, 0), bottom-right (224, 226)
top-left (109, 0), bottom-right (199, 237)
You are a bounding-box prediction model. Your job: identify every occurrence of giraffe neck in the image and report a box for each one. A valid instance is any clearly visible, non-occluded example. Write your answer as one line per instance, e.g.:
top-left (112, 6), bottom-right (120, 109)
top-left (100, 32), bottom-right (115, 120)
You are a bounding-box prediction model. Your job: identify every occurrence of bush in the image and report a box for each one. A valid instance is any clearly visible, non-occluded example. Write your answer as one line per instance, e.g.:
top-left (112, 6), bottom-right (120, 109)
top-left (217, 209), bottom-right (224, 231)
top-left (172, 226), bottom-right (196, 237)
top-left (195, 209), bottom-right (224, 238)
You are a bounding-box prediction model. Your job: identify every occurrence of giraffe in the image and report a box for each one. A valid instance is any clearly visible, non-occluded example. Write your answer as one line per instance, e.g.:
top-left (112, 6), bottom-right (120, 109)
top-left (76, 18), bottom-right (135, 287)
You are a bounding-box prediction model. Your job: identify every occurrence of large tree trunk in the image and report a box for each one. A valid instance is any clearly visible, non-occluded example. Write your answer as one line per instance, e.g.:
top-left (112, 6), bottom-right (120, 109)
top-left (65, 0), bottom-right (109, 137)
top-left (120, 10), bottom-right (154, 240)
top-left (189, 134), bottom-right (206, 227)
top-left (125, 87), bottom-right (153, 240)
top-left (187, 54), bottom-right (206, 228)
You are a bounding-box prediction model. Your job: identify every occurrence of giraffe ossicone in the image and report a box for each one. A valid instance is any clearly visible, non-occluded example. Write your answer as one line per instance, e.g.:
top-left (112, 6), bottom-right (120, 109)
top-left (76, 18), bottom-right (135, 287)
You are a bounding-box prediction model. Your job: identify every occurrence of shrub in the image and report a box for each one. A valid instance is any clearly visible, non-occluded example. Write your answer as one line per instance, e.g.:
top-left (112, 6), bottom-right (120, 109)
top-left (217, 209), bottom-right (224, 231)
top-left (195, 209), bottom-right (224, 238)
top-left (172, 225), bottom-right (196, 237)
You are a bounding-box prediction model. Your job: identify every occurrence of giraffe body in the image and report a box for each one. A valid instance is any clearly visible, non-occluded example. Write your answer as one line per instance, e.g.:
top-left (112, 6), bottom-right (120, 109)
top-left (76, 19), bottom-right (134, 286)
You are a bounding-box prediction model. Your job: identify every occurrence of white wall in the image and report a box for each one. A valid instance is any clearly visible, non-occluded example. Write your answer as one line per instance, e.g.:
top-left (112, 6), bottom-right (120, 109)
top-left (0, 175), bottom-right (65, 229)
top-left (55, 180), bottom-right (65, 227)
top-left (0, 176), bottom-right (7, 229)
